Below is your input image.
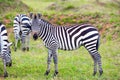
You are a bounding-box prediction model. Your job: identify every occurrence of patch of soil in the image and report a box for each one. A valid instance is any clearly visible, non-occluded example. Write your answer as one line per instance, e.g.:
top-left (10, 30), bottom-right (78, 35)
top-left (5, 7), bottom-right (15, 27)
top-left (0, 76), bottom-right (4, 80)
top-left (100, 23), bottom-right (113, 35)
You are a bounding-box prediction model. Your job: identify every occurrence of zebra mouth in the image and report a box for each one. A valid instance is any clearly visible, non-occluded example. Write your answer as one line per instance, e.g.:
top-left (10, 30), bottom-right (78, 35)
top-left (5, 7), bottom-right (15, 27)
top-left (33, 33), bottom-right (38, 40)
top-left (6, 61), bottom-right (12, 67)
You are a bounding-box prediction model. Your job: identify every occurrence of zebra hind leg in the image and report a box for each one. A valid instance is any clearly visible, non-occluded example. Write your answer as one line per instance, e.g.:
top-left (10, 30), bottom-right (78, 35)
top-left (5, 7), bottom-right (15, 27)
top-left (97, 53), bottom-right (103, 76)
top-left (3, 59), bottom-right (8, 77)
top-left (21, 36), bottom-right (26, 51)
top-left (84, 37), bottom-right (103, 76)
top-left (85, 44), bottom-right (103, 76)
top-left (14, 38), bottom-right (19, 51)
top-left (90, 51), bottom-right (103, 76)
top-left (26, 34), bottom-right (30, 51)
top-left (91, 54), bottom-right (97, 76)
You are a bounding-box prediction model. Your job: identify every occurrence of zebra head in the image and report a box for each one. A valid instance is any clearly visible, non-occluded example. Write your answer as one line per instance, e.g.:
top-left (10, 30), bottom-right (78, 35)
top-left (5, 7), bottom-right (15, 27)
top-left (30, 13), bottom-right (42, 40)
top-left (4, 42), bottom-right (12, 67)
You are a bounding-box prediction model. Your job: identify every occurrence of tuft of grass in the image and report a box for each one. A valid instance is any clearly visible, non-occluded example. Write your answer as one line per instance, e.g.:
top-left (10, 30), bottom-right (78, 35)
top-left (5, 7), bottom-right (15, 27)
top-left (63, 4), bottom-right (75, 10)
top-left (97, 25), bottom-right (102, 30)
top-left (109, 14), bottom-right (120, 23)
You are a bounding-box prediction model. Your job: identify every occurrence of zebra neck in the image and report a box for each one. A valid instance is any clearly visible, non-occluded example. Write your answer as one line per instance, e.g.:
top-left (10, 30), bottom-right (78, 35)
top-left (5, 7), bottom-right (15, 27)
top-left (38, 24), bottom-right (53, 41)
top-left (38, 19), bottom-right (54, 41)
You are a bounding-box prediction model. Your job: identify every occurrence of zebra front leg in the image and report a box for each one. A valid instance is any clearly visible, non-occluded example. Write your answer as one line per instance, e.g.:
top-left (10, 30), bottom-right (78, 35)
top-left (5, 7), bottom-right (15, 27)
top-left (52, 50), bottom-right (58, 76)
top-left (3, 59), bottom-right (8, 77)
top-left (44, 50), bottom-right (53, 76)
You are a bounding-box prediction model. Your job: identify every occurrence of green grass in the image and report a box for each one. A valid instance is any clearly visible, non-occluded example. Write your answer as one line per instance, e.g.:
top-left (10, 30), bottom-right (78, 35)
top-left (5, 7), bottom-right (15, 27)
top-left (0, 0), bottom-right (120, 80)
top-left (0, 37), bottom-right (118, 80)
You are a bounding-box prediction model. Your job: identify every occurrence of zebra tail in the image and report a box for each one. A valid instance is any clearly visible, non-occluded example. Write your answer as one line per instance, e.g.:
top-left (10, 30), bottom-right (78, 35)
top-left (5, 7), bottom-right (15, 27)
top-left (96, 35), bottom-right (100, 51)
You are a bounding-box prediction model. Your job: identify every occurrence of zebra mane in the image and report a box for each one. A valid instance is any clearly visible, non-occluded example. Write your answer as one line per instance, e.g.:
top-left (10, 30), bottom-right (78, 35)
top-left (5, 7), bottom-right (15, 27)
top-left (41, 18), bottom-right (54, 26)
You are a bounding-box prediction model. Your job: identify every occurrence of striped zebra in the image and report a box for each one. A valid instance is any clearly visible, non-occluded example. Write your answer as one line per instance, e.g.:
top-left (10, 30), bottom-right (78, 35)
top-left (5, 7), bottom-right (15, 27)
top-left (13, 14), bottom-right (31, 51)
top-left (0, 23), bottom-right (12, 77)
top-left (30, 13), bottom-right (103, 76)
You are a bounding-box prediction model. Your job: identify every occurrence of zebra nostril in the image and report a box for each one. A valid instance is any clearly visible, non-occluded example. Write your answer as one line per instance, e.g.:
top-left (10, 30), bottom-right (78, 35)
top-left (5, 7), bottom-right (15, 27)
top-left (9, 62), bottom-right (12, 67)
top-left (9, 60), bottom-right (12, 67)
top-left (6, 61), bottom-right (12, 67)
top-left (19, 31), bottom-right (22, 35)
top-left (34, 14), bottom-right (37, 19)
top-left (33, 33), bottom-right (38, 40)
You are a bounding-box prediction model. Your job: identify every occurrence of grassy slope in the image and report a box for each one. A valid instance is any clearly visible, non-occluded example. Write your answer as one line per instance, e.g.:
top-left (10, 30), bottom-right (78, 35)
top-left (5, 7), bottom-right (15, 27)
top-left (0, 0), bottom-right (119, 80)
top-left (0, 0), bottom-right (31, 28)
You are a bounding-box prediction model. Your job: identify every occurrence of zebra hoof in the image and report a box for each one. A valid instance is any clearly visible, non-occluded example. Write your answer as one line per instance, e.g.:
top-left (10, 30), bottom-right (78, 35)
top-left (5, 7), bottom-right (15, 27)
top-left (22, 48), bottom-right (26, 51)
top-left (26, 47), bottom-right (29, 51)
top-left (93, 71), bottom-right (97, 76)
top-left (54, 71), bottom-right (58, 76)
top-left (99, 70), bottom-right (103, 76)
top-left (44, 71), bottom-right (50, 76)
top-left (4, 72), bottom-right (8, 77)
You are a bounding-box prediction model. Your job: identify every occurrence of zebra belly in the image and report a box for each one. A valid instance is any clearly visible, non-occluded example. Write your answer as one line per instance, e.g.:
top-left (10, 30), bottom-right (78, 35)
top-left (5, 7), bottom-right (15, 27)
top-left (58, 36), bottom-right (83, 50)
top-left (58, 43), bottom-right (82, 50)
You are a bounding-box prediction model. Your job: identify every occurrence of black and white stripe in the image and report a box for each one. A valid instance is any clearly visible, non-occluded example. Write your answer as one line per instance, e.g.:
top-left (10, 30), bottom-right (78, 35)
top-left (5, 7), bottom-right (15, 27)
top-left (30, 13), bottom-right (103, 76)
top-left (13, 14), bottom-right (31, 51)
top-left (0, 23), bottom-right (12, 77)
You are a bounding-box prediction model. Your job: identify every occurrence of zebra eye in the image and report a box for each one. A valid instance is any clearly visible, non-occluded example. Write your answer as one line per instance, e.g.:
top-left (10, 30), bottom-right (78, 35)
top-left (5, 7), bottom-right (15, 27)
top-left (9, 51), bottom-right (10, 53)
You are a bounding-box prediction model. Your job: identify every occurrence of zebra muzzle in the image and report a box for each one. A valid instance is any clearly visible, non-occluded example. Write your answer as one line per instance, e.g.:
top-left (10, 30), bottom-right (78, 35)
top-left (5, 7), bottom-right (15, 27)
top-left (6, 60), bottom-right (12, 67)
top-left (19, 31), bottom-right (22, 36)
top-left (33, 33), bottom-right (38, 40)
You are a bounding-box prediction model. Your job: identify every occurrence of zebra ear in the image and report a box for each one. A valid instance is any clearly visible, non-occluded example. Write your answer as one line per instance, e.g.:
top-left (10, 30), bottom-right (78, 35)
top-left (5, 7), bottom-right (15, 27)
top-left (7, 42), bottom-right (12, 47)
top-left (29, 13), bottom-right (33, 18)
top-left (37, 13), bottom-right (42, 18)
